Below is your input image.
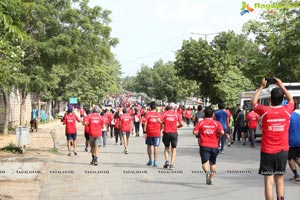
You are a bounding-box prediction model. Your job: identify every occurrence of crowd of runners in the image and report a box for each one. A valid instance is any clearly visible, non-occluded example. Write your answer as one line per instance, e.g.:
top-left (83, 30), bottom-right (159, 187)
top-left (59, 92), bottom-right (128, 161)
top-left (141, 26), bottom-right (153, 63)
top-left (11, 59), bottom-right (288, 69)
top-left (60, 77), bottom-right (300, 200)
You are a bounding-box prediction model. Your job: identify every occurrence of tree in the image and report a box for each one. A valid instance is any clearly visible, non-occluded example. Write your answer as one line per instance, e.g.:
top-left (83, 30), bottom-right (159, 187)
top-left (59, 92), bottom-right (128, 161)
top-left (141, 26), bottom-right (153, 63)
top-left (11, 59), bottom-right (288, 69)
top-left (243, 0), bottom-right (300, 82)
top-left (0, 0), bottom-right (28, 134)
top-left (174, 32), bottom-right (258, 106)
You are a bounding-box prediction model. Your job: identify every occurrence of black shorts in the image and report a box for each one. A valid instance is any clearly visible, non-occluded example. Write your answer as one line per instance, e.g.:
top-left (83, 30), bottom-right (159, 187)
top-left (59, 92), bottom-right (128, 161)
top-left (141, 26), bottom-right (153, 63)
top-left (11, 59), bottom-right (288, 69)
top-left (199, 146), bottom-right (219, 165)
top-left (259, 150), bottom-right (288, 176)
top-left (84, 132), bottom-right (89, 140)
top-left (288, 147), bottom-right (300, 160)
top-left (66, 133), bottom-right (77, 141)
top-left (239, 127), bottom-right (248, 133)
top-left (162, 132), bottom-right (178, 148)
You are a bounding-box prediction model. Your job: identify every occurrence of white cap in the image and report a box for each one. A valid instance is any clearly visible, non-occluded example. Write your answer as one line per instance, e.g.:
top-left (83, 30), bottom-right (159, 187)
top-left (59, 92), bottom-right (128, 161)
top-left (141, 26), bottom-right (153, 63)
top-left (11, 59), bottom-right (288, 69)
top-left (169, 102), bottom-right (177, 108)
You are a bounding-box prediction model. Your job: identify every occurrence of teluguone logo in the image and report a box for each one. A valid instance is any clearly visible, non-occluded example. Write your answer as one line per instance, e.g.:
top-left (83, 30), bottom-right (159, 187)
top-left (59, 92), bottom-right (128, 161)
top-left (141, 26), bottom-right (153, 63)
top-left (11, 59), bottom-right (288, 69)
top-left (240, 1), bottom-right (300, 15)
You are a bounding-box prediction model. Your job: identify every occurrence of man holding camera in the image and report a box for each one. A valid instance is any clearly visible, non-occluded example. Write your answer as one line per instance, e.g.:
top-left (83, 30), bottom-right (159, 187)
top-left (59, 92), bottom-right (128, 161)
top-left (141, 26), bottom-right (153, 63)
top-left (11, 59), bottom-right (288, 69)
top-left (252, 77), bottom-right (294, 200)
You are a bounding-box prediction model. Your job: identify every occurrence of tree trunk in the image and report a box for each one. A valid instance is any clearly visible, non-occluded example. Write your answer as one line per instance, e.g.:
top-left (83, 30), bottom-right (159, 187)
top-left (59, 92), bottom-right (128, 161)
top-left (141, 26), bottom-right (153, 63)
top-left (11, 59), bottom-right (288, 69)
top-left (37, 94), bottom-right (41, 123)
top-left (20, 89), bottom-right (27, 126)
top-left (1, 89), bottom-right (10, 135)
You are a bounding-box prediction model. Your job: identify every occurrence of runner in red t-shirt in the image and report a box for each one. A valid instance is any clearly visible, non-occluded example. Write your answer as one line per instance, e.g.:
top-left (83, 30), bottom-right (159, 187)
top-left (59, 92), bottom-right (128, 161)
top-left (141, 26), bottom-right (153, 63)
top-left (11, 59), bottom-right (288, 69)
top-left (143, 102), bottom-right (162, 167)
top-left (85, 106), bottom-right (104, 166)
top-left (160, 103), bottom-right (184, 170)
top-left (120, 109), bottom-right (133, 154)
top-left (252, 77), bottom-right (294, 200)
top-left (185, 107), bottom-right (193, 127)
top-left (193, 106), bottom-right (224, 185)
top-left (246, 109), bottom-right (259, 147)
top-left (62, 108), bottom-right (81, 156)
top-left (79, 106), bottom-right (85, 119)
top-left (83, 110), bottom-right (91, 152)
top-left (113, 112), bottom-right (122, 145)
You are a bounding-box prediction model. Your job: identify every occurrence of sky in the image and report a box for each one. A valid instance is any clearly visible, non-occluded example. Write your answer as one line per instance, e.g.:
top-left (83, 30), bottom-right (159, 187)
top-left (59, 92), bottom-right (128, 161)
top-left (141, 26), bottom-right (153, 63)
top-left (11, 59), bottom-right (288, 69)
top-left (89, 0), bottom-right (266, 77)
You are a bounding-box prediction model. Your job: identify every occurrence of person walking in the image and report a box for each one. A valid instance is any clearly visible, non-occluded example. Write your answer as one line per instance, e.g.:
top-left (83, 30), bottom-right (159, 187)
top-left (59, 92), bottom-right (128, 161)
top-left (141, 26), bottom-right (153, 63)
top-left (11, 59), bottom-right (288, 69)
top-left (85, 106), bottom-right (104, 166)
top-left (62, 108), bottom-right (81, 156)
top-left (133, 107), bottom-right (141, 137)
top-left (236, 105), bottom-right (249, 146)
top-left (225, 107), bottom-right (233, 147)
top-left (160, 103), bottom-right (184, 170)
top-left (214, 103), bottom-right (228, 154)
top-left (101, 111), bottom-right (109, 147)
top-left (113, 111), bottom-right (122, 145)
top-left (193, 106), bottom-right (224, 185)
top-left (247, 108), bottom-right (259, 147)
top-left (144, 101), bottom-right (162, 167)
top-left (120, 108), bottom-right (133, 154)
top-left (252, 77), bottom-right (294, 200)
top-left (185, 107), bottom-right (193, 127)
top-left (288, 110), bottom-right (300, 181)
top-left (232, 104), bottom-right (241, 142)
top-left (83, 110), bottom-right (91, 152)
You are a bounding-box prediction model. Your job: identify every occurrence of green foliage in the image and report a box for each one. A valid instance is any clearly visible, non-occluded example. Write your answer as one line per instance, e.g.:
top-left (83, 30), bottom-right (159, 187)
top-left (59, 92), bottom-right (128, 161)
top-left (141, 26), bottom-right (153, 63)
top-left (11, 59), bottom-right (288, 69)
top-left (243, 0), bottom-right (300, 82)
top-left (1, 142), bottom-right (22, 153)
top-left (174, 31), bottom-right (258, 106)
top-left (133, 60), bottom-right (198, 102)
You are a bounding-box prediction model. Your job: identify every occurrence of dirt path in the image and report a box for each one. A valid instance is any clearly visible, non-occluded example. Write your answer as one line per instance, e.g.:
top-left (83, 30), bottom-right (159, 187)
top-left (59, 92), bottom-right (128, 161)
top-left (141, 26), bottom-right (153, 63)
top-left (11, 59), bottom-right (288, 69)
top-left (0, 120), bottom-right (67, 200)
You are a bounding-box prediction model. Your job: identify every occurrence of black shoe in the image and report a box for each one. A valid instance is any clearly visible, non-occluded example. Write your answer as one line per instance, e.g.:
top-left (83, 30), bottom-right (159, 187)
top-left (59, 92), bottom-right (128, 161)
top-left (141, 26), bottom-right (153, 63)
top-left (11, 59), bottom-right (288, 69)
top-left (90, 159), bottom-right (95, 165)
top-left (94, 160), bottom-right (98, 166)
top-left (163, 161), bottom-right (169, 168)
top-left (73, 151), bottom-right (78, 155)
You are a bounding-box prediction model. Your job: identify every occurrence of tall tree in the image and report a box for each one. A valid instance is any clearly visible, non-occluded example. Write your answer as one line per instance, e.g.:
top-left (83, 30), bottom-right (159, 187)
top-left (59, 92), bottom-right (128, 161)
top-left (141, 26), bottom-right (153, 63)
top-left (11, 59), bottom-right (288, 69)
top-left (243, 0), bottom-right (300, 82)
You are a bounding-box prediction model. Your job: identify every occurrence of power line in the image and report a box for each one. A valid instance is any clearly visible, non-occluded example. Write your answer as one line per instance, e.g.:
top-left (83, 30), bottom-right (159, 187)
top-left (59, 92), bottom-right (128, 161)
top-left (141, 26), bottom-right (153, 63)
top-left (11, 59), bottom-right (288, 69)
top-left (121, 45), bottom-right (180, 65)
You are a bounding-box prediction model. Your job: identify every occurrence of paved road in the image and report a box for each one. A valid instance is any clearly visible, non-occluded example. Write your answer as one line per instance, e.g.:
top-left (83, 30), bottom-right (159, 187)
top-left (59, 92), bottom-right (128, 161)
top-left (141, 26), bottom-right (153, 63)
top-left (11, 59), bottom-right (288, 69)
top-left (39, 124), bottom-right (300, 200)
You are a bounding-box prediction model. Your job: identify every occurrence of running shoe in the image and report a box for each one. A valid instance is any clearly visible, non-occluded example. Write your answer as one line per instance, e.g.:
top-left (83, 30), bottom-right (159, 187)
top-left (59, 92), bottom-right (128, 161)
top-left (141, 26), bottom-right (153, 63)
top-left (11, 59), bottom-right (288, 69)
top-left (169, 164), bottom-right (174, 170)
top-left (206, 173), bottom-right (211, 185)
top-left (94, 160), bottom-right (98, 166)
top-left (67, 152), bottom-right (71, 156)
top-left (90, 159), bottom-right (95, 165)
top-left (163, 161), bottom-right (170, 168)
top-left (124, 149), bottom-right (128, 154)
top-left (228, 143), bottom-right (231, 147)
top-left (243, 142), bottom-right (246, 145)
top-left (146, 160), bottom-right (152, 166)
top-left (73, 151), bottom-right (78, 155)
top-left (85, 148), bottom-right (88, 152)
top-left (290, 176), bottom-right (300, 181)
top-left (209, 177), bottom-right (214, 185)
top-left (153, 161), bottom-right (158, 167)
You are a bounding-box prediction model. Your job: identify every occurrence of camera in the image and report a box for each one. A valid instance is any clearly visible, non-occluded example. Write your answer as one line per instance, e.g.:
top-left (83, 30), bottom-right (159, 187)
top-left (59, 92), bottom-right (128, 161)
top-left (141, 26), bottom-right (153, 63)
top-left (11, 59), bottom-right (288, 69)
top-left (265, 77), bottom-right (276, 84)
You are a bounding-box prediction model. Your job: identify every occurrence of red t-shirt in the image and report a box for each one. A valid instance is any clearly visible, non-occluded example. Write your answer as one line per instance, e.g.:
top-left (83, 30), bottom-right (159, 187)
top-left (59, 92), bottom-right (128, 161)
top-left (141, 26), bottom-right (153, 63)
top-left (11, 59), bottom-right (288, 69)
top-left (83, 115), bottom-right (90, 133)
top-left (106, 112), bottom-right (114, 125)
top-left (63, 113), bottom-right (79, 134)
top-left (120, 113), bottom-right (132, 132)
top-left (185, 110), bottom-right (193, 119)
top-left (247, 111), bottom-right (259, 128)
top-left (225, 109), bottom-right (232, 126)
top-left (114, 117), bottom-right (120, 129)
top-left (161, 110), bottom-right (182, 133)
top-left (134, 113), bottom-right (141, 122)
top-left (253, 102), bottom-right (294, 154)
top-left (79, 108), bottom-right (85, 116)
top-left (87, 113), bottom-right (104, 137)
top-left (193, 118), bottom-right (223, 148)
top-left (145, 111), bottom-right (161, 137)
